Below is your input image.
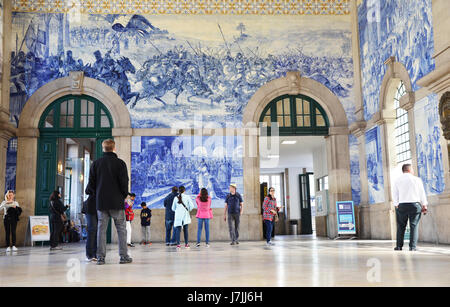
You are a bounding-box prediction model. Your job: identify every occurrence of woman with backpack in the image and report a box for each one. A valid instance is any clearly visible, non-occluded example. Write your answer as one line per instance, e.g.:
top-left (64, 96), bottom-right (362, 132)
top-left (172, 186), bottom-right (194, 250)
top-left (196, 188), bottom-right (213, 248)
top-left (0, 190), bottom-right (22, 252)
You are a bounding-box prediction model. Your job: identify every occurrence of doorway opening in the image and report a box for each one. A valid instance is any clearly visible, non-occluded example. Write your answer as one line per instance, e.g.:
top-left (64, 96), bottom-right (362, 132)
top-left (258, 94), bottom-right (330, 238)
top-left (36, 95), bottom-right (113, 242)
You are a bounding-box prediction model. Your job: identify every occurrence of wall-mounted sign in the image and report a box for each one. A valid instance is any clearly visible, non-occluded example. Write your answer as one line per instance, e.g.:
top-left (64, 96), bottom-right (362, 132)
top-left (336, 201), bottom-right (356, 235)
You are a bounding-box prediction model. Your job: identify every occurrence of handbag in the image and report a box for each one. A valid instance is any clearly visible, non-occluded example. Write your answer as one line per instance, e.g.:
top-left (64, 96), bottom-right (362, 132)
top-left (50, 200), bottom-right (67, 223)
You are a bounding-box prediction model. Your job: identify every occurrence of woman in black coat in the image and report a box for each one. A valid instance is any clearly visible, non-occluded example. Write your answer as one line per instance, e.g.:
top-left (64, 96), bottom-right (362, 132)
top-left (49, 191), bottom-right (69, 250)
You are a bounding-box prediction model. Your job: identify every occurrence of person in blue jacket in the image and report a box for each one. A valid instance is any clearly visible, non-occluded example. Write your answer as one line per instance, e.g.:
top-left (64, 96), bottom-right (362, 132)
top-left (172, 186), bottom-right (195, 250)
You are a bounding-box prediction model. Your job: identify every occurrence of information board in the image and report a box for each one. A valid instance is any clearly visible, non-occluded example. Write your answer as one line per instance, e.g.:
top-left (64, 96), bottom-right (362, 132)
top-left (336, 201), bottom-right (356, 235)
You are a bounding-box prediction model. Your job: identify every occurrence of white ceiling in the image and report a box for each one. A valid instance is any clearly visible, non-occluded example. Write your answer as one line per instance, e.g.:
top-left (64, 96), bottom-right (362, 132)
top-left (259, 135), bottom-right (326, 170)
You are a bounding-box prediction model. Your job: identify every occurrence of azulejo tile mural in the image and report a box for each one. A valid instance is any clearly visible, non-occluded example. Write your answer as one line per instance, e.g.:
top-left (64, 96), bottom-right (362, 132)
top-left (12, 0), bottom-right (351, 15)
top-left (349, 134), bottom-right (361, 205)
top-left (131, 135), bottom-right (243, 209)
top-left (10, 12), bottom-right (355, 128)
top-left (358, 0), bottom-right (435, 120)
top-left (365, 126), bottom-right (384, 204)
top-left (414, 94), bottom-right (445, 195)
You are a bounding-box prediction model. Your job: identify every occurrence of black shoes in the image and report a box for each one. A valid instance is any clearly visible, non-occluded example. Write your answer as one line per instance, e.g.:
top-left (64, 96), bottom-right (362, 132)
top-left (127, 243), bottom-right (135, 247)
top-left (409, 248), bottom-right (417, 251)
top-left (394, 247), bottom-right (402, 251)
top-left (120, 256), bottom-right (133, 264)
top-left (97, 258), bottom-right (105, 265)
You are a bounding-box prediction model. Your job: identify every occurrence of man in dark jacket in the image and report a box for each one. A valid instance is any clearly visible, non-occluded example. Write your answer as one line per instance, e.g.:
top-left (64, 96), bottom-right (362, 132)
top-left (86, 139), bottom-right (132, 265)
top-left (163, 186), bottom-right (178, 246)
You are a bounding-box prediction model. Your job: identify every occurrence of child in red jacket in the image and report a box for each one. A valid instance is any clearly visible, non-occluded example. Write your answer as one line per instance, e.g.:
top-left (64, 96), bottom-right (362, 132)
top-left (125, 193), bottom-right (135, 247)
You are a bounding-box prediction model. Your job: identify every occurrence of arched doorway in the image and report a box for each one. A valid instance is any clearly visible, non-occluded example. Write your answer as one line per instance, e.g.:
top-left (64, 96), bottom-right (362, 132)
top-left (35, 95), bottom-right (113, 216)
top-left (258, 93), bottom-right (331, 235)
top-left (14, 73), bottom-right (131, 245)
top-left (242, 72), bottom-right (351, 239)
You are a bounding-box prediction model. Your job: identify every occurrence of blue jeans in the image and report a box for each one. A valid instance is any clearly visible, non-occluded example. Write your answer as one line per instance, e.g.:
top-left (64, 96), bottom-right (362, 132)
top-left (85, 213), bottom-right (98, 259)
top-left (197, 218), bottom-right (210, 244)
top-left (264, 220), bottom-right (274, 243)
top-left (174, 224), bottom-right (189, 245)
top-left (165, 219), bottom-right (175, 244)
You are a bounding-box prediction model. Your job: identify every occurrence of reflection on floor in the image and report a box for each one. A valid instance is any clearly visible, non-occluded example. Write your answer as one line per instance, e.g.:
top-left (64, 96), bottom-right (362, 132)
top-left (0, 235), bottom-right (449, 287)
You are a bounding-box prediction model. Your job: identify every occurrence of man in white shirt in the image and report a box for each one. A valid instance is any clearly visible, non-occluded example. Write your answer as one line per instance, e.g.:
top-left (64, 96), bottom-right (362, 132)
top-left (392, 164), bottom-right (428, 251)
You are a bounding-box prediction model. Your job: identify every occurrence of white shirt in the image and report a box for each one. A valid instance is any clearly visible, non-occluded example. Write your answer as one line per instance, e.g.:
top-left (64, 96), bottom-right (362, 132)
top-left (392, 173), bottom-right (428, 207)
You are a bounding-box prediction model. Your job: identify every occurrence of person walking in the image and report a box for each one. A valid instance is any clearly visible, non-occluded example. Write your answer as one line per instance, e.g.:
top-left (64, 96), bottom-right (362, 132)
top-left (262, 187), bottom-right (279, 246)
top-left (139, 202), bottom-right (152, 245)
top-left (172, 186), bottom-right (194, 250)
top-left (0, 191), bottom-right (22, 252)
top-left (49, 191), bottom-right (69, 251)
top-left (224, 184), bottom-right (243, 245)
top-left (83, 188), bottom-right (98, 262)
top-left (163, 186), bottom-right (178, 246)
top-left (125, 193), bottom-right (135, 247)
top-left (392, 163), bottom-right (428, 251)
top-left (196, 188), bottom-right (213, 248)
top-left (86, 139), bottom-right (132, 265)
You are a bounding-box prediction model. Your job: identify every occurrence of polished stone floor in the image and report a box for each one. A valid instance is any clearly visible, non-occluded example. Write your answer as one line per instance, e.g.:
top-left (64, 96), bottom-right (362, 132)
top-left (0, 235), bottom-right (449, 287)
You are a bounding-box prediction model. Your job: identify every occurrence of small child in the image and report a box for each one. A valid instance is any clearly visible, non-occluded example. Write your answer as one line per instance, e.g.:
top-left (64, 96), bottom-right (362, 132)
top-left (140, 202), bottom-right (152, 245)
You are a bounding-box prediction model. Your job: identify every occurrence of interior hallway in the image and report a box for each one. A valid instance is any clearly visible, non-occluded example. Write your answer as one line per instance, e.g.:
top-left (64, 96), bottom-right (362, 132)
top-left (0, 236), bottom-right (449, 287)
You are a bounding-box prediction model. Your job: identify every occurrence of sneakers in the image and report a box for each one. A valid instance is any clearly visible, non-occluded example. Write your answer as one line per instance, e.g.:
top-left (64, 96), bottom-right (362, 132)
top-left (394, 247), bottom-right (402, 251)
top-left (206, 244), bottom-right (210, 248)
top-left (50, 246), bottom-right (62, 251)
top-left (196, 243), bottom-right (201, 248)
top-left (97, 258), bottom-right (105, 265)
top-left (185, 244), bottom-right (190, 249)
top-left (230, 241), bottom-right (236, 245)
top-left (6, 247), bottom-right (11, 252)
top-left (146, 242), bottom-right (152, 246)
top-left (12, 246), bottom-right (18, 252)
top-left (127, 243), bottom-right (135, 247)
top-left (119, 256), bottom-right (133, 264)
top-left (176, 245), bottom-right (181, 251)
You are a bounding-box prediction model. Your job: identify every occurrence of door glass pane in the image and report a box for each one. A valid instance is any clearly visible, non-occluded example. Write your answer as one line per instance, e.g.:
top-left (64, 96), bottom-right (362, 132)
top-left (68, 99), bottom-right (74, 115)
top-left (101, 116), bottom-right (110, 128)
top-left (296, 99), bottom-right (303, 114)
top-left (277, 100), bottom-right (283, 115)
top-left (66, 115), bottom-right (74, 128)
top-left (284, 116), bottom-right (291, 127)
top-left (60, 100), bottom-right (67, 115)
top-left (303, 101), bottom-right (310, 114)
top-left (45, 109), bottom-right (54, 128)
top-left (304, 116), bottom-right (311, 126)
top-left (60, 115), bottom-right (67, 128)
top-left (316, 115), bottom-right (325, 127)
top-left (283, 99), bottom-right (290, 115)
top-left (88, 101), bottom-right (95, 115)
top-left (277, 116), bottom-right (284, 127)
top-left (263, 116), bottom-right (271, 127)
top-left (88, 116), bottom-right (95, 128)
top-left (81, 99), bottom-right (87, 114)
top-left (297, 116), bottom-right (303, 127)
top-left (80, 115), bottom-right (87, 128)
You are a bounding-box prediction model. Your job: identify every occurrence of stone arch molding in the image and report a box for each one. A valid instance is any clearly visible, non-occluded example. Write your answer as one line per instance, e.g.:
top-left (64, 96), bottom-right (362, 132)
top-left (18, 71), bottom-right (131, 133)
top-left (379, 57), bottom-right (414, 115)
top-left (243, 71), bottom-right (349, 131)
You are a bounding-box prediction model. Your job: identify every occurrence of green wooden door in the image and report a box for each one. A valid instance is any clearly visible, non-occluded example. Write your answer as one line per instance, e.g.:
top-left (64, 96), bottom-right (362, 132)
top-left (35, 137), bottom-right (58, 216)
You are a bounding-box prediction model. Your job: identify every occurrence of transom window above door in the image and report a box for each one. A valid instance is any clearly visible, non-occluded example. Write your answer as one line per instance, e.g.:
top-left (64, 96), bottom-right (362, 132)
top-left (39, 95), bottom-right (113, 137)
top-left (259, 94), bottom-right (329, 136)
